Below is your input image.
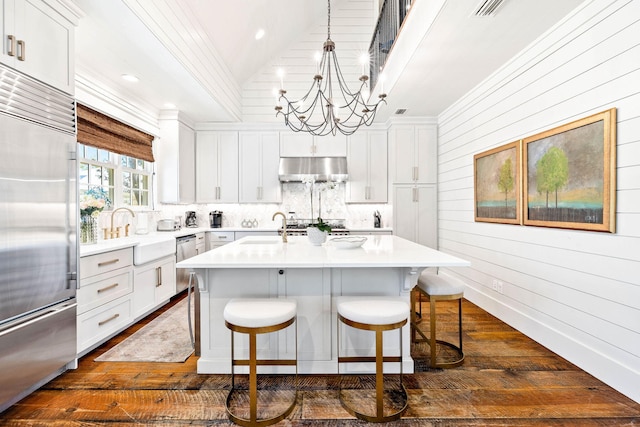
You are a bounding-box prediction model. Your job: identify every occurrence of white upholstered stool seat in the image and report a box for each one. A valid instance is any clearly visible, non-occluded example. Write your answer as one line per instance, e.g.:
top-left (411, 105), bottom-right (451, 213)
top-left (337, 299), bottom-right (409, 326)
top-left (224, 298), bottom-right (297, 329)
top-left (224, 298), bottom-right (297, 427)
top-left (337, 298), bottom-right (409, 423)
top-left (411, 270), bottom-right (465, 369)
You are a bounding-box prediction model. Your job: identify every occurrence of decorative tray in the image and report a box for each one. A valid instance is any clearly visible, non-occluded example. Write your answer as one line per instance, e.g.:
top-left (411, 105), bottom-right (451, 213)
top-left (330, 236), bottom-right (367, 249)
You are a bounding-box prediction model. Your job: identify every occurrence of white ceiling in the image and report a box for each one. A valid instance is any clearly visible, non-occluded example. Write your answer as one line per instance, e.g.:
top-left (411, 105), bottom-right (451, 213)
top-left (72, 0), bottom-right (584, 124)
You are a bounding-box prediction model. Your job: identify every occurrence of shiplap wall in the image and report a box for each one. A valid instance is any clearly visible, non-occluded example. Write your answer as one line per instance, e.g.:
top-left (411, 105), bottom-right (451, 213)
top-left (242, 0), bottom-right (375, 123)
top-left (437, 0), bottom-right (640, 402)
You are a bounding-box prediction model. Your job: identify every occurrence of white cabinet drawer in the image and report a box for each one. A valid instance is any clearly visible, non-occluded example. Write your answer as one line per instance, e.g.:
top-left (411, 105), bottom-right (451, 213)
top-left (77, 294), bottom-right (133, 355)
top-left (80, 248), bottom-right (133, 280)
top-left (77, 271), bottom-right (133, 315)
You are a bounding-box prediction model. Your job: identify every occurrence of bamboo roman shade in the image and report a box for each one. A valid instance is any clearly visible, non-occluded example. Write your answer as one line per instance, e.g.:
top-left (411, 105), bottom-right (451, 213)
top-left (77, 104), bottom-right (155, 162)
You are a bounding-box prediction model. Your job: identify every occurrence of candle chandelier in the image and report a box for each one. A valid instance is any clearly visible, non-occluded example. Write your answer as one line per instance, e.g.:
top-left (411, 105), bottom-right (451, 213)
top-left (275, 0), bottom-right (387, 136)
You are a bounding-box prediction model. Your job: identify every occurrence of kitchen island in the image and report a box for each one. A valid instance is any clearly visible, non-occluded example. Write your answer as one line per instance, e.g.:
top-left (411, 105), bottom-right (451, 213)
top-left (177, 235), bottom-right (470, 374)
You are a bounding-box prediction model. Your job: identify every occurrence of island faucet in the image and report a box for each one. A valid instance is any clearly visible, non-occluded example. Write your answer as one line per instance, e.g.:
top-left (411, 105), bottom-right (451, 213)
top-left (272, 211), bottom-right (288, 243)
top-left (106, 207), bottom-right (136, 239)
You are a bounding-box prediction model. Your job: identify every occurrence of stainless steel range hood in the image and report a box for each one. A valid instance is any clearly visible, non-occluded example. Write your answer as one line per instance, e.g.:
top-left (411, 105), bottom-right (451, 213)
top-left (278, 157), bottom-right (348, 182)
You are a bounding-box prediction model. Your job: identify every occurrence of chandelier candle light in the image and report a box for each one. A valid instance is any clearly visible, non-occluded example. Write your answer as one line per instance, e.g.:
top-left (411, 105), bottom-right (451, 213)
top-left (275, 0), bottom-right (387, 136)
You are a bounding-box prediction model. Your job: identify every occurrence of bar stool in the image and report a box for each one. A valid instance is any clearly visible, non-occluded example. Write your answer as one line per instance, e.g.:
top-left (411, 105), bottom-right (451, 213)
top-left (411, 270), bottom-right (465, 368)
top-left (224, 298), bottom-right (297, 427)
top-left (337, 298), bottom-right (409, 423)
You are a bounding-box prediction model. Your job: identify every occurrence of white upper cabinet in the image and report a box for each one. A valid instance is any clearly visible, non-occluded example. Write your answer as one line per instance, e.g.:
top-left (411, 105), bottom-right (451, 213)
top-left (346, 130), bottom-right (388, 203)
top-left (390, 124), bottom-right (437, 184)
top-left (196, 131), bottom-right (239, 203)
top-left (157, 117), bottom-right (195, 204)
top-left (1, 0), bottom-right (75, 94)
top-left (239, 131), bottom-right (281, 203)
top-left (280, 132), bottom-right (347, 157)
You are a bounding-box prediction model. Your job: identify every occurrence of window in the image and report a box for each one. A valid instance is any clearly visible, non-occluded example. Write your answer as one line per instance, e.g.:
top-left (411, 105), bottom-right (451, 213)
top-left (79, 144), bottom-right (152, 209)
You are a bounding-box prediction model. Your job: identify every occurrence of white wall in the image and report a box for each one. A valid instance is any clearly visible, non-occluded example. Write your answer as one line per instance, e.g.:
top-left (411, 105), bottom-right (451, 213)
top-left (437, 0), bottom-right (640, 402)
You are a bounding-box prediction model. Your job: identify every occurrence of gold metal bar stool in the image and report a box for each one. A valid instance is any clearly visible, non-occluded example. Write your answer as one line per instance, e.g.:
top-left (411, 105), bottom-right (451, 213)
top-left (411, 270), bottom-right (465, 368)
top-left (224, 298), bottom-right (298, 427)
top-left (337, 298), bottom-right (409, 423)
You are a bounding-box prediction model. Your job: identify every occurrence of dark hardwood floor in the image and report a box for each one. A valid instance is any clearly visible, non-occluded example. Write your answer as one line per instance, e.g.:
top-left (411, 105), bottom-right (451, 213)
top-left (1, 293), bottom-right (639, 426)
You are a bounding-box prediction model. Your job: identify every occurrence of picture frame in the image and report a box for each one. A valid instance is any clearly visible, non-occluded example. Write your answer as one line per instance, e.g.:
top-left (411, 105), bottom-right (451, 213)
top-left (474, 141), bottom-right (521, 225)
top-left (522, 108), bottom-right (616, 232)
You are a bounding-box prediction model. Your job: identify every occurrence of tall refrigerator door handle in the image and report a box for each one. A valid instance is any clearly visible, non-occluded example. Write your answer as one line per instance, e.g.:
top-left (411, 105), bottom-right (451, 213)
top-left (7, 35), bottom-right (15, 56)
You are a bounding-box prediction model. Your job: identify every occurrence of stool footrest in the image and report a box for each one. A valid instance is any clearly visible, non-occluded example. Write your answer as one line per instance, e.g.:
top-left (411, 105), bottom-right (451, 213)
top-left (232, 359), bottom-right (297, 367)
top-left (338, 356), bottom-right (402, 364)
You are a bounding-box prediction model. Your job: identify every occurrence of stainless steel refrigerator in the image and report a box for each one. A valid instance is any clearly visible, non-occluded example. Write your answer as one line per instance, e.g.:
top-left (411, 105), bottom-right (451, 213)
top-left (0, 63), bottom-right (78, 412)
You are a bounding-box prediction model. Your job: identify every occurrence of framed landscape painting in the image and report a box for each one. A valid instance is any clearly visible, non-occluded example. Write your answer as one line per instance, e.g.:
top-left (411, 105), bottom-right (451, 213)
top-left (522, 108), bottom-right (616, 232)
top-left (474, 141), bottom-right (521, 225)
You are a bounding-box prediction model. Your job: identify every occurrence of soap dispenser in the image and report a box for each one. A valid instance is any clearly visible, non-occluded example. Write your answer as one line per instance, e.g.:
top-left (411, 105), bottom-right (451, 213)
top-left (373, 210), bottom-right (381, 228)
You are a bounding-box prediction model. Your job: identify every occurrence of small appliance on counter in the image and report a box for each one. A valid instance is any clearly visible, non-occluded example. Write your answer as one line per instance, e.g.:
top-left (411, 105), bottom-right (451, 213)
top-left (185, 211), bottom-right (198, 228)
top-left (157, 218), bottom-right (181, 231)
top-left (374, 210), bottom-right (382, 228)
top-left (209, 210), bottom-right (223, 228)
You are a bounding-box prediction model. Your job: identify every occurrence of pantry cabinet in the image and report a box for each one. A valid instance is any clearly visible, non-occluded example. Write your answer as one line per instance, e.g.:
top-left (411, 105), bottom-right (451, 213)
top-left (239, 131), bottom-right (281, 203)
top-left (280, 132), bottom-right (347, 157)
top-left (390, 124), bottom-right (437, 184)
top-left (196, 131), bottom-right (239, 203)
top-left (393, 184), bottom-right (437, 249)
top-left (1, 0), bottom-right (75, 94)
top-left (346, 130), bottom-right (387, 203)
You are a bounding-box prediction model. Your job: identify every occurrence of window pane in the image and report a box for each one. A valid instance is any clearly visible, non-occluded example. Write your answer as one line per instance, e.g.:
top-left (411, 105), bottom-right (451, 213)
top-left (132, 173), bottom-right (139, 190)
top-left (98, 149), bottom-right (110, 163)
top-left (140, 190), bottom-right (148, 206)
top-left (89, 164), bottom-right (103, 185)
top-left (137, 159), bottom-right (144, 170)
top-left (141, 174), bottom-right (149, 189)
top-left (122, 188), bottom-right (131, 205)
top-left (85, 146), bottom-right (98, 161)
top-left (78, 144), bottom-right (85, 158)
top-left (128, 157), bottom-right (136, 169)
top-left (104, 168), bottom-right (114, 187)
top-left (123, 171), bottom-right (131, 189)
top-left (79, 162), bottom-right (89, 184)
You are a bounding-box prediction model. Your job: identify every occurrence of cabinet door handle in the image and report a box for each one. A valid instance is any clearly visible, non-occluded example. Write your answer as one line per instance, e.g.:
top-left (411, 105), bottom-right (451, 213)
top-left (97, 283), bottom-right (119, 293)
top-left (156, 266), bottom-right (162, 287)
top-left (17, 40), bottom-right (25, 61)
top-left (98, 313), bottom-right (120, 326)
top-left (413, 166), bottom-right (418, 181)
top-left (98, 258), bottom-right (119, 267)
top-left (413, 188), bottom-right (418, 202)
top-left (7, 35), bottom-right (15, 56)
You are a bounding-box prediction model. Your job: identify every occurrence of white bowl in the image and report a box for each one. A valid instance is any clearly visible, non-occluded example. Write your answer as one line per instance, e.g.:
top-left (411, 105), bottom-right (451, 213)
top-left (330, 236), bottom-right (367, 249)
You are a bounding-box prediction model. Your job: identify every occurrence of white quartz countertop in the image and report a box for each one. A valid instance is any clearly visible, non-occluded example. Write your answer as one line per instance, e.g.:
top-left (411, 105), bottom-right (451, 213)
top-left (176, 235), bottom-right (470, 269)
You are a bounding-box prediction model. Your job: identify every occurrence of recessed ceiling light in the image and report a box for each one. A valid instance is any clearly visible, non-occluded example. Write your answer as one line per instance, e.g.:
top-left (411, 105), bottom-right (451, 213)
top-left (121, 74), bottom-right (139, 82)
top-left (255, 29), bottom-right (265, 40)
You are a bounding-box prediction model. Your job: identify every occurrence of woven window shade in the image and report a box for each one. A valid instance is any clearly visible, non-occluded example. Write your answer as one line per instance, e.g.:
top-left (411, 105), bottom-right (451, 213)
top-left (77, 104), bottom-right (155, 162)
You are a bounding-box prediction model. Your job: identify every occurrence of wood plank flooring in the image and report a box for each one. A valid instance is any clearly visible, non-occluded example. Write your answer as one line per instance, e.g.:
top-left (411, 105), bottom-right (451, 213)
top-left (1, 293), bottom-right (639, 426)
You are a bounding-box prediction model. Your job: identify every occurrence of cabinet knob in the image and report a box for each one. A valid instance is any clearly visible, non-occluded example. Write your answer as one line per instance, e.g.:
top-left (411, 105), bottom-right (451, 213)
top-left (279, 269), bottom-right (284, 275)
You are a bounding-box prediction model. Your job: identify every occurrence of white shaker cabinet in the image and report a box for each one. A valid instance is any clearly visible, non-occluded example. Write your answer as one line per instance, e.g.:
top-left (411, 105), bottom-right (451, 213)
top-left (280, 132), bottom-right (347, 157)
top-left (132, 254), bottom-right (176, 318)
top-left (393, 184), bottom-right (437, 249)
top-left (390, 124), bottom-right (437, 184)
top-left (157, 114), bottom-right (196, 204)
top-left (239, 131), bottom-right (281, 203)
top-left (196, 131), bottom-right (239, 203)
top-left (346, 130), bottom-right (387, 203)
top-left (1, 0), bottom-right (76, 94)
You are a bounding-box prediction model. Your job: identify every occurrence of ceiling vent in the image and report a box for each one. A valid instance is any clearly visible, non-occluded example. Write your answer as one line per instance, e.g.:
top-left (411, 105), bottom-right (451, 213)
top-left (394, 108), bottom-right (407, 115)
top-left (474, 0), bottom-right (507, 17)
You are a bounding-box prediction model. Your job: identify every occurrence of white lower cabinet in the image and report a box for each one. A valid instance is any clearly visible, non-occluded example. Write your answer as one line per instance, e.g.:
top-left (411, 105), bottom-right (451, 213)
top-left (77, 248), bottom-right (134, 355)
top-left (133, 254), bottom-right (176, 318)
top-left (393, 184), bottom-right (437, 249)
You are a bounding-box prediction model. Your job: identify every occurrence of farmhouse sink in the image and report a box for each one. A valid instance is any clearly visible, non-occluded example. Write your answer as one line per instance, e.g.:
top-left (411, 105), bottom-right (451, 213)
top-left (134, 238), bottom-right (176, 265)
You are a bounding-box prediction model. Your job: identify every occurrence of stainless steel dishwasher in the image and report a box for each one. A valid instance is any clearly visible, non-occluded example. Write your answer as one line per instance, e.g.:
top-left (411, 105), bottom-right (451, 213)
top-left (176, 234), bottom-right (197, 293)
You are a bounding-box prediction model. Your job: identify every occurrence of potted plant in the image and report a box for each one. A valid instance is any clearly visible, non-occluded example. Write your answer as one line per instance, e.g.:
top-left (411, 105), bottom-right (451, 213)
top-left (306, 217), bottom-right (331, 246)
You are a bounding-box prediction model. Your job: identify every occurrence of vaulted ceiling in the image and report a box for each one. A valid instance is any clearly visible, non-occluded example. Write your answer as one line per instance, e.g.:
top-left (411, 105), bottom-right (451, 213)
top-left (72, 0), bottom-right (584, 125)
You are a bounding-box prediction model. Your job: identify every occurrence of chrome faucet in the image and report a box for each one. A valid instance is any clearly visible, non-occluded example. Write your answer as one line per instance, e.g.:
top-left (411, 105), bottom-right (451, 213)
top-left (272, 211), bottom-right (288, 243)
top-left (106, 207), bottom-right (136, 239)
